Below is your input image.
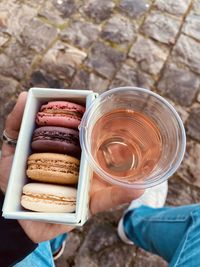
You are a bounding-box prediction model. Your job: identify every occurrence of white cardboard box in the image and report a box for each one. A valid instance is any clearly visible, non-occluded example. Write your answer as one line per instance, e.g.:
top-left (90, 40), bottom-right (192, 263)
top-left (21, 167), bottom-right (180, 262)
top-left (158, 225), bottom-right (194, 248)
top-left (2, 88), bottom-right (97, 226)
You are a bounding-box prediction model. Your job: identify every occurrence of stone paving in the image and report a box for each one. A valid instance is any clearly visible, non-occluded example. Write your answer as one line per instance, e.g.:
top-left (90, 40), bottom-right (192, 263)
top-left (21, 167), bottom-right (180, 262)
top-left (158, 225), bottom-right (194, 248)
top-left (0, 0), bottom-right (200, 266)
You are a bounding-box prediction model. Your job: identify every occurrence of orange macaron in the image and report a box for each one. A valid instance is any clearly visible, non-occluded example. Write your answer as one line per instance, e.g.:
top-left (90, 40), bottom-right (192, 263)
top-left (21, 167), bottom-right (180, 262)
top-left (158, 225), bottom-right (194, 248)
top-left (26, 153), bottom-right (80, 185)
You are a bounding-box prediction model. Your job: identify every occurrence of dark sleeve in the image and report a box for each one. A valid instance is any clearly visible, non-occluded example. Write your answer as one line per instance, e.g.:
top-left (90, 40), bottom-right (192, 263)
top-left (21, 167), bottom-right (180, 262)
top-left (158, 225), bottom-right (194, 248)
top-left (0, 190), bottom-right (38, 267)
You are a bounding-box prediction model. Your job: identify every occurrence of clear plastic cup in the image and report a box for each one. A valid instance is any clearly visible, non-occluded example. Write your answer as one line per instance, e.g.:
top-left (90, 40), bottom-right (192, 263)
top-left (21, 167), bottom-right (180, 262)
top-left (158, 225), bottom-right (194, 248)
top-left (79, 87), bottom-right (186, 189)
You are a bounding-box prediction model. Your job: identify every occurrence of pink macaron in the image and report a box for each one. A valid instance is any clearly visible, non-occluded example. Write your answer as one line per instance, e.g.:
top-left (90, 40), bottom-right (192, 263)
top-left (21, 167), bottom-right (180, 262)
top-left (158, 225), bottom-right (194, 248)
top-left (36, 101), bottom-right (85, 129)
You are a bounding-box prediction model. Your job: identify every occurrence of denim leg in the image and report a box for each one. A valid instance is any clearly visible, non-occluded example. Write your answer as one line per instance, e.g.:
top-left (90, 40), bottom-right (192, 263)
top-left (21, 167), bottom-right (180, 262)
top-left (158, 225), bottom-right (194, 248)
top-left (14, 241), bottom-right (55, 267)
top-left (50, 233), bottom-right (67, 254)
top-left (169, 208), bottom-right (200, 267)
top-left (123, 204), bottom-right (200, 263)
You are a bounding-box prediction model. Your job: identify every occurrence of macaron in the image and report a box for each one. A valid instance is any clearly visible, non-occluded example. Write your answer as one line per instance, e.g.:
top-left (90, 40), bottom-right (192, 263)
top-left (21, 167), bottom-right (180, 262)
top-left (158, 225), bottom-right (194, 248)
top-left (36, 101), bottom-right (85, 128)
top-left (26, 153), bottom-right (80, 184)
top-left (31, 126), bottom-right (81, 158)
top-left (21, 183), bottom-right (77, 213)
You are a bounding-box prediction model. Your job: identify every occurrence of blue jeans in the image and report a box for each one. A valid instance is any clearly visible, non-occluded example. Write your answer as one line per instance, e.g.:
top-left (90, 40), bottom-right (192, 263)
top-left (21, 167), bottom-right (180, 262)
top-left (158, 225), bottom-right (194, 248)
top-left (124, 204), bottom-right (200, 267)
top-left (14, 234), bottom-right (67, 267)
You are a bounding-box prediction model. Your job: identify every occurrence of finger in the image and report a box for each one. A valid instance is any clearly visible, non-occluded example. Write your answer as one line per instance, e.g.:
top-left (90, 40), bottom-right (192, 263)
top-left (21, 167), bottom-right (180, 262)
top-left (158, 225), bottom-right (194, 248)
top-left (5, 92), bottom-right (27, 138)
top-left (2, 92), bottom-right (27, 158)
top-left (39, 224), bottom-right (74, 242)
top-left (1, 142), bottom-right (15, 158)
top-left (19, 220), bottom-right (75, 243)
top-left (90, 186), bottom-right (144, 215)
top-left (0, 155), bottom-right (14, 193)
top-left (90, 173), bottom-right (110, 193)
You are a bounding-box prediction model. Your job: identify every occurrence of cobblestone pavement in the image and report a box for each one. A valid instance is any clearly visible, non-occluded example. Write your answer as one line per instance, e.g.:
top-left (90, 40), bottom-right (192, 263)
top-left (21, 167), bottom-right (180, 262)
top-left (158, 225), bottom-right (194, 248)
top-left (0, 0), bottom-right (200, 266)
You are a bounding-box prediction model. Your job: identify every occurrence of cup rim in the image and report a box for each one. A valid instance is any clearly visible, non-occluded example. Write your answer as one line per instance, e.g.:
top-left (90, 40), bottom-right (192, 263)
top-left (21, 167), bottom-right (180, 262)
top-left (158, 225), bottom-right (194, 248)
top-left (79, 87), bottom-right (186, 189)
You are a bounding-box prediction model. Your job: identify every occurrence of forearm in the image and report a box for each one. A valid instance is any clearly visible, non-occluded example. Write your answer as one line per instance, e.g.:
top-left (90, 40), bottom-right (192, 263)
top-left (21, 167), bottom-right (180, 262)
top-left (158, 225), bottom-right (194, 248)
top-left (0, 190), bottom-right (38, 267)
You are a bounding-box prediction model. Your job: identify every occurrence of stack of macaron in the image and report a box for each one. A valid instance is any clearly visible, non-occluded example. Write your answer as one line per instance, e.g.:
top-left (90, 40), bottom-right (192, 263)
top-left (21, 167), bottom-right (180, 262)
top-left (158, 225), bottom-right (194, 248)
top-left (21, 100), bottom-right (85, 213)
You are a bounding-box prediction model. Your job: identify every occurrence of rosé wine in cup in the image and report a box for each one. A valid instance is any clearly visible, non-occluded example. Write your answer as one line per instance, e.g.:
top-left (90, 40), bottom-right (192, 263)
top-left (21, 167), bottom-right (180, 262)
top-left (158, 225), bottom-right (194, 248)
top-left (79, 87), bottom-right (186, 189)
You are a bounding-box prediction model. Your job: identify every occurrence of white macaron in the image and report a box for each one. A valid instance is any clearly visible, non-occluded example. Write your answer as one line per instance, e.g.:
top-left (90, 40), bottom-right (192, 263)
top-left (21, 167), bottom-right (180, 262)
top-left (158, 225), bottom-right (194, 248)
top-left (21, 183), bottom-right (77, 213)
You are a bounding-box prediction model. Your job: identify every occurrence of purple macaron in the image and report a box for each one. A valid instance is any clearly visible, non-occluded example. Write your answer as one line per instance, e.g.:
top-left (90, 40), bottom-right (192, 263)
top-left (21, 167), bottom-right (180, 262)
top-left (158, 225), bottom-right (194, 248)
top-left (31, 126), bottom-right (81, 158)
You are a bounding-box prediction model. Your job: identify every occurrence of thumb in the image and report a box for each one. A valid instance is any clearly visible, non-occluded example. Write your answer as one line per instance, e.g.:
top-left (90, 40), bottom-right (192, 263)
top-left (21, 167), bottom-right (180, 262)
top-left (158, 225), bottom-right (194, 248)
top-left (90, 186), bottom-right (144, 215)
